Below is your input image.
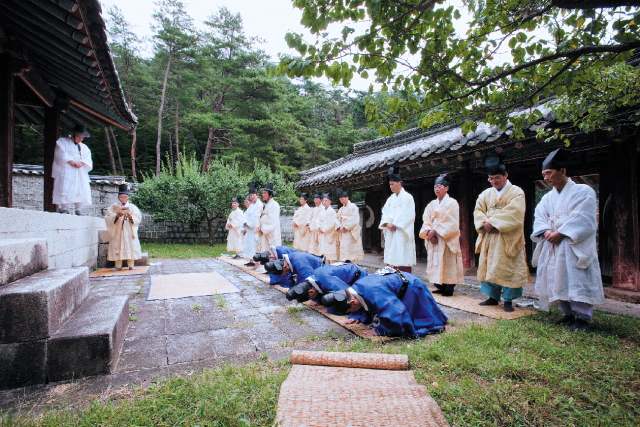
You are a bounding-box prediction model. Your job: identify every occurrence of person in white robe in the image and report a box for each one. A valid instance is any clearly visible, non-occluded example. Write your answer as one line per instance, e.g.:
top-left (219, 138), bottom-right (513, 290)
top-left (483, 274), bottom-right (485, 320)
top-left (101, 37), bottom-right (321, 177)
top-left (242, 183), bottom-right (262, 265)
top-left (292, 192), bottom-right (312, 252)
top-left (52, 123), bottom-right (93, 215)
top-left (531, 148), bottom-right (604, 332)
top-left (105, 184), bottom-right (142, 271)
top-left (226, 197), bottom-right (244, 258)
top-left (317, 192), bottom-right (339, 262)
top-left (307, 192), bottom-right (323, 256)
top-left (337, 186), bottom-right (364, 261)
top-left (419, 174), bottom-right (464, 296)
top-left (379, 166), bottom-right (416, 272)
top-left (256, 182), bottom-right (282, 254)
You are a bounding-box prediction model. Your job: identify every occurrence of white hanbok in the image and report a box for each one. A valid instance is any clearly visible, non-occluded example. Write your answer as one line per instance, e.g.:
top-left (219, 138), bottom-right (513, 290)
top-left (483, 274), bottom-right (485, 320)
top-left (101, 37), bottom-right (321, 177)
top-left (243, 200), bottom-right (262, 257)
top-left (379, 188), bottom-right (416, 266)
top-left (257, 198), bottom-right (282, 253)
top-left (531, 179), bottom-right (604, 310)
top-left (226, 207), bottom-right (244, 253)
top-left (105, 202), bottom-right (142, 261)
top-left (52, 137), bottom-right (93, 206)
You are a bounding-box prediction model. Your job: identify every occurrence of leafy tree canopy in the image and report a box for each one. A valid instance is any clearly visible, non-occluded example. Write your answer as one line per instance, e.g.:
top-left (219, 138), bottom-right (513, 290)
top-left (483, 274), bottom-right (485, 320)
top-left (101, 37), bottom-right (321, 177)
top-left (278, 0), bottom-right (640, 142)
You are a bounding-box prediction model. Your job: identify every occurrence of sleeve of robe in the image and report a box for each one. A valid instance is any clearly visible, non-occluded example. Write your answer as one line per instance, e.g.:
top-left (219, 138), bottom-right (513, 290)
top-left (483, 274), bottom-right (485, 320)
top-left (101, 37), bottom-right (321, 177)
top-left (556, 186), bottom-right (599, 268)
top-left (79, 143), bottom-right (93, 173)
top-left (293, 206), bottom-right (310, 230)
top-left (531, 195), bottom-right (551, 243)
top-left (52, 140), bottom-right (73, 179)
top-left (473, 190), bottom-right (490, 231)
top-left (261, 201), bottom-right (281, 237)
top-left (340, 203), bottom-right (361, 240)
top-left (418, 204), bottom-right (433, 240)
top-left (104, 204), bottom-right (119, 240)
top-left (130, 204), bottom-right (142, 228)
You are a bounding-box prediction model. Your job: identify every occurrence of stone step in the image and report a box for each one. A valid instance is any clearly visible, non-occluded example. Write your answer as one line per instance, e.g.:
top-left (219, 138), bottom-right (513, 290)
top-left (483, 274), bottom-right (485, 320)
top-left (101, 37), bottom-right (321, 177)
top-left (0, 340), bottom-right (47, 390)
top-left (0, 238), bottom-right (48, 287)
top-left (104, 252), bottom-right (148, 268)
top-left (47, 295), bottom-right (129, 382)
top-left (0, 268), bottom-right (89, 343)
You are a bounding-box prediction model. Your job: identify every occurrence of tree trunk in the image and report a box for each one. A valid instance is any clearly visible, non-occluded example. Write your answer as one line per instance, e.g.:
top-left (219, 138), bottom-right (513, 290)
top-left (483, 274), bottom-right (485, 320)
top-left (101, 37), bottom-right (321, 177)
top-left (102, 126), bottom-right (116, 175)
top-left (175, 103), bottom-right (180, 165)
top-left (131, 128), bottom-right (137, 181)
top-left (110, 127), bottom-right (125, 176)
top-left (156, 50), bottom-right (174, 176)
top-left (202, 127), bottom-right (215, 174)
top-left (168, 133), bottom-right (175, 175)
top-left (207, 217), bottom-right (215, 246)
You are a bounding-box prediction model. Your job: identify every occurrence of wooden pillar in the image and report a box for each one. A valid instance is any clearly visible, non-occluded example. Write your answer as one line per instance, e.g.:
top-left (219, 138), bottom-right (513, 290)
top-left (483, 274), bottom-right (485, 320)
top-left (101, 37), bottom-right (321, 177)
top-left (610, 139), bottom-right (640, 291)
top-left (0, 55), bottom-right (14, 208)
top-left (44, 106), bottom-right (60, 212)
top-left (458, 161), bottom-right (476, 269)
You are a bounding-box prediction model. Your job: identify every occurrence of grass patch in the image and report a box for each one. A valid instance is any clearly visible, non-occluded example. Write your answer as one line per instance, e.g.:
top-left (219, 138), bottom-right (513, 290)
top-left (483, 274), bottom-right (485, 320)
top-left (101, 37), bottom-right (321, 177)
top-left (214, 294), bottom-right (225, 308)
top-left (141, 243), bottom-right (228, 259)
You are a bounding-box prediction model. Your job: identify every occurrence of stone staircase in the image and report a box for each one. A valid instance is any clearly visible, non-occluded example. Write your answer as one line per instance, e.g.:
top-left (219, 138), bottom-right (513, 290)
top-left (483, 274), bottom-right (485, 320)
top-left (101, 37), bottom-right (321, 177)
top-left (0, 238), bottom-right (129, 390)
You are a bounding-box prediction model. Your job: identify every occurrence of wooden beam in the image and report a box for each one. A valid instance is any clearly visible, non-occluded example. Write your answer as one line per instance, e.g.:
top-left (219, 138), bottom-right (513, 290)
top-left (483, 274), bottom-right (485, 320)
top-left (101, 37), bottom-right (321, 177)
top-left (17, 69), bottom-right (56, 108)
top-left (458, 161), bottom-right (476, 269)
top-left (43, 105), bottom-right (60, 212)
top-left (70, 99), bottom-right (129, 130)
top-left (0, 54), bottom-right (14, 208)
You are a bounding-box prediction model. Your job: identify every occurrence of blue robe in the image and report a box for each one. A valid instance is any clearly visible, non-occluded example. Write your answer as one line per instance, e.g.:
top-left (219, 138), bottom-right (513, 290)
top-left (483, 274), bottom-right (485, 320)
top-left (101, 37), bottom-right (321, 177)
top-left (309, 264), bottom-right (369, 314)
top-left (285, 252), bottom-right (324, 286)
top-left (274, 246), bottom-right (298, 259)
top-left (349, 272), bottom-right (448, 338)
top-left (269, 246), bottom-right (299, 287)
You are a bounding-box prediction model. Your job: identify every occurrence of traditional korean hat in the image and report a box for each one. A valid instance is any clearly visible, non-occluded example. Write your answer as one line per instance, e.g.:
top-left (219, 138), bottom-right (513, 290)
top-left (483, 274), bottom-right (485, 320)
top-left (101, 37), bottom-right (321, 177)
top-left (231, 196), bottom-right (240, 203)
top-left (117, 184), bottom-right (133, 195)
top-left (70, 123), bottom-right (90, 138)
top-left (245, 195), bottom-right (251, 201)
top-left (388, 166), bottom-right (402, 183)
top-left (264, 259), bottom-right (284, 275)
top-left (313, 191), bottom-right (322, 199)
top-left (542, 148), bottom-right (571, 171)
top-left (260, 182), bottom-right (276, 195)
top-left (321, 290), bottom-right (351, 313)
top-left (484, 154), bottom-right (506, 175)
top-left (322, 192), bottom-right (331, 200)
top-left (336, 186), bottom-right (348, 198)
top-left (434, 173), bottom-right (451, 187)
top-left (247, 182), bottom-right (258, 195)
top-left (300, 192), bottom-right (309, 201)
top-left (253, 251), bottom-right (271, 265)
top-left (285, 280), bottom-right (313, 303)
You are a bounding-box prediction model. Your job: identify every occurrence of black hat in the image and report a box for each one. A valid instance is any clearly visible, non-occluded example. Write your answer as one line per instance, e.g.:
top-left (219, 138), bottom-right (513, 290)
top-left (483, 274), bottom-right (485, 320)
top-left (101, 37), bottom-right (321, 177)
top-left (285, 281), bottom-right (313, 303)
top-left (117, 184), bottom-right (133, 195)
top-left (435, 173), bottom-right (451, 187)
top-left (253, 251), bottom-right (271, 265)
top-left (322, 192), bottom-right (331, 201)
top-left (484, 154), bottom-right (506, 175)
top-left (542, 148), bottom-right (570, 171)
top-left (264, 259), bottom-right (284, 275)
top-left (300, 192), bottom-right (309, 201)
top-left (388, 166), bottom-right (402, 183)
top-left (70, 123), bottom-right (90, 138)
top-left (245, 195), bottom-right (251, 201)
top-left (321, 290), bottom-right (351, 313)
top-left (336, 186), bottom-right (348, 198)
top-left (260, 183), bottom-right (276, 195)
top-left (313, 191), bottom-right (322, 199)
top-left (248, 182), bottom-right (258, 195)
top-left (231, 197), bottom-right (240, 203)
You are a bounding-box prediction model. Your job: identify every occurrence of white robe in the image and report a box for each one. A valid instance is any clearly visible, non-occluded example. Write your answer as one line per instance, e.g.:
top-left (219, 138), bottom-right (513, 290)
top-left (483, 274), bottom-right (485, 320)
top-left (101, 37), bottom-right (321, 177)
top-left (379, 188), bottom-right (416, 266)
top-left (531, 179), bottom-right (604, 310)
top-left (292, 203), bottom-right (312, 251)
top-left (243, 200), bottom-right (262, 257)
top-left (317, 205), bottom-right (339, 260)
top-left (226, 207), bottom-right (244, 253)
top-left (257, 198), bottom-right (281, 252)
top-left (307, 205), bottom-right (321, 256)
top-left (52, 137), bottom-right (93, 206)
top-left (105, 202), bottom-right (142, 261)
top-left (338, 201), bottom-right (364, 261)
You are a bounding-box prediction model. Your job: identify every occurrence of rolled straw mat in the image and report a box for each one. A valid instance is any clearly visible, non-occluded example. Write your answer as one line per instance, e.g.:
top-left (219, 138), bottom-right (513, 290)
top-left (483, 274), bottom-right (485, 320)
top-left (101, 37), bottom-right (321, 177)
top-left (428, 287), bottom-right (536, 320)
top-left (275, 352), bottom-right (450, 427)
top-left (217, 257), bottom-right (391, 341)
top-left (291, 350), bottom-right (408, 370)
top-left (90, 266), bottom-right (151, 278)
top-left (147, 271), bottom-right (240, 300)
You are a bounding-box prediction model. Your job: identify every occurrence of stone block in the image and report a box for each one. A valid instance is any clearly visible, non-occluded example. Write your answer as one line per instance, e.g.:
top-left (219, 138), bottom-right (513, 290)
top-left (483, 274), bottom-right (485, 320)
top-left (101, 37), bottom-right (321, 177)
top-left (0, 239), bottom-right (48, 287)
top-left (52, 229), bottom-right (75, 256)
top-left (0, 268), bottom-right (89, 343)
top-left (0, 340), bottom-right (46, 390)
top-left (47, 295), bottom-right (129, 382)
top-left (52, 250), bottom-right (73, 269)
top-left (98, 229), bottom-right (111, 243)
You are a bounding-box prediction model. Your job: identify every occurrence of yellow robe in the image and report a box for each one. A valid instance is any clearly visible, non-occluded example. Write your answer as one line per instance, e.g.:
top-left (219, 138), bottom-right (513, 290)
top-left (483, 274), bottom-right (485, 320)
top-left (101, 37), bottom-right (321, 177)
top-left (257, 199), bottom-right (282, 253)
top-left (292, 203), bottom-right (312, 251)
top-left (473, 183), bottom-right (528, 288)
top-left (225, 207), bottom-right (244, 253)
top-left (419, 195), bottom-right (464, 285)
top-left (317, 206), bottom-right (339, 260)
top-left (307, 206), bottom-right (321, 256)
top-left (338, 201), bottom-right (364, 261)
top-left (105, 202), bottom-right (142, 261)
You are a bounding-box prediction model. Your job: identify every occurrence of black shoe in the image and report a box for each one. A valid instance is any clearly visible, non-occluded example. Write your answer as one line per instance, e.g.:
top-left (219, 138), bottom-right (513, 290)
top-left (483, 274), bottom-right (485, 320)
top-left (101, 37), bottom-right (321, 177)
top-left (503, 301), bottom-right (514, 312)
top-left (554, 315), bottom-right (576, 325)
top-left (59, 208), bottom-right (69, 214)
top-left (244, 262), bottom-right (256, 267)
top-left (479, 297), bottom-right (499, 306)
top-left (75, 211), bottom-right (84, 216)
top-left (441, 285), bottom-right (455, 297)
top-left (432, 284), bottom-right (445, 294)
top-left (568, 318), bottom-right (590, 332)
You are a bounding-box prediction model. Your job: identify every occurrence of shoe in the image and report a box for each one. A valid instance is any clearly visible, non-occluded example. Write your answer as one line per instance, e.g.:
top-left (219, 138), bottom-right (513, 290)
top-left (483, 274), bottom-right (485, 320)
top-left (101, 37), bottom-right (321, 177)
top-left (75, 211), bottom-right (84, 216)
top-left (503, 301), bottom-right (514, 312)
top-left (59, 208), bottom-right (69, 214)
top-left (233, 254), bottom-right (242, 259)
top-left (554, 315), bottom-right (576, 325)
top-left (129, 266), bottom-right (137, 270)
top-left (479, 297), bottom-right (499, 306)
top-left (441, 285), bottom-right (455, 297)
top-left (432, 284), bottom-right (445, 294)
top-left (244, 262), bottom-right (256, 267)
top-left (112, 267), bottom-right (122, 272)
top-left (568, 318), bottom-right (590, 332)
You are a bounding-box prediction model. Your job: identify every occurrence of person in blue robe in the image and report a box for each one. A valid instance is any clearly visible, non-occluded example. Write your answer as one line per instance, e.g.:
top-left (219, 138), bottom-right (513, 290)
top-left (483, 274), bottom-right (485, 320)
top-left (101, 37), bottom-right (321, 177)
top-left (322, 267), bottom-right (448, 338)
top-left (252, 246), bottom-right (299, 287)
top-left (264, 252), bottom-right (325, 289)
top-left (271, 245), bottom-right (298, 259)
top-left (286, 263), bottom-right (368, 314)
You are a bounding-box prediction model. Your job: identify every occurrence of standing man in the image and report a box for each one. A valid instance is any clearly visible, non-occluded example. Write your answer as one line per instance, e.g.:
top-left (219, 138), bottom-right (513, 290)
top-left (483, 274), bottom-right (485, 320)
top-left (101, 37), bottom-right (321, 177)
top-left (225, 197), bottom-right (244, 259)
top-left (257, 183), bottom-right (281, 253)
top-left (337, 186), bottom-right (364, 262)
top-left (474, 155), bottom-right (529, 312)
top-left (52, 123), bottom-right (93, 215)
top-left (317, 192), bottom-right (339, 263)
top-left (242, 183), bottom-right (262, 265)
top-left (292, 192), bottom-right (312, 252)
top-left (419, 174), bottom-right (464, 297)
top-left (379, 167), bottom-right (416, 273)
top-left (531, 148), bottom-right (604, 331)
top-left (105, 184), bottom-right (142, 271)
top-left (307, 191), bottom-right (323, 256)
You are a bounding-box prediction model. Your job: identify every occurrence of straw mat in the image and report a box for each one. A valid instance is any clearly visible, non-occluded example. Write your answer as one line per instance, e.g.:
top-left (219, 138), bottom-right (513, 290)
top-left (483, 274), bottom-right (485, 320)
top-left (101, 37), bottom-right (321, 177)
top-left (90, 266), bottom-right (151, 278)
top-left (275, 352), bottom-right (450, 427)
top-left (428, 287), bottom-right (536, 320)
top-left (291, 350), bottom-right (408, 370)
top-left (217, 257), bottom-right (391, 341)
top-left (147, 272), bottom-right (240, 300)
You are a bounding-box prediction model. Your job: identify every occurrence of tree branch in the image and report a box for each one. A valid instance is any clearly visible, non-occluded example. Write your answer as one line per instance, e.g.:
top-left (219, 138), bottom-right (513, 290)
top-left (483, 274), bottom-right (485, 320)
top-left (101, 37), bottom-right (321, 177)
top-left (551, 0), bottom-right (640, 8)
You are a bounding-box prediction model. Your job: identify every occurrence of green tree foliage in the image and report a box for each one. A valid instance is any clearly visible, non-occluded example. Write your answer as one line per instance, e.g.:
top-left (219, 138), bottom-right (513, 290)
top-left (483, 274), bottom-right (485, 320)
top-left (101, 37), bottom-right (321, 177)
top-left (278, 0), bottom-right (640, 140)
